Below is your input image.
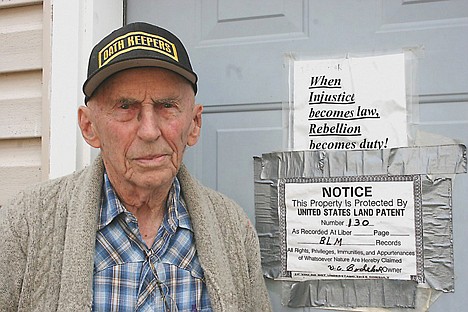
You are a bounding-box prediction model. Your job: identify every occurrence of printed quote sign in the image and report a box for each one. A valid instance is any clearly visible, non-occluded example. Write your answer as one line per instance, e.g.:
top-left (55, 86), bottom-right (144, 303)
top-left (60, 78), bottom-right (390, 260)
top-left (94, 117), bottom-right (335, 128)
top-left (293, 53), bottom-right (408, 150)
top-left (278, 176), bottom-right (423, 281)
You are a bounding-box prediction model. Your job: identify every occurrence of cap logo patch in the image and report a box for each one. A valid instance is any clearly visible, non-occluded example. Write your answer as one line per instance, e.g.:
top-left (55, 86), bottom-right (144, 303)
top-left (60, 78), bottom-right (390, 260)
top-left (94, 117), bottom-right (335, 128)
top-left (98, 31), bottom-right (179, 68)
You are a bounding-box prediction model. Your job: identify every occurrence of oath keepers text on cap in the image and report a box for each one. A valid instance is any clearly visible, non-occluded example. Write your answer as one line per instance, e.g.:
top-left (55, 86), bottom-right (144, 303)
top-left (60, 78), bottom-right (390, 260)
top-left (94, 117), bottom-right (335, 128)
top-left (98, 31), bottom-right (179, 68)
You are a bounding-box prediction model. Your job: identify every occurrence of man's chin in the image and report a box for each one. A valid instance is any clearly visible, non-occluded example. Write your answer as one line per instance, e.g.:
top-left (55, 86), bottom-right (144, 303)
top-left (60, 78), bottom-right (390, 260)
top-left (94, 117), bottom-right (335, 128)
top-left (132, 168), bottom-right (177, 188)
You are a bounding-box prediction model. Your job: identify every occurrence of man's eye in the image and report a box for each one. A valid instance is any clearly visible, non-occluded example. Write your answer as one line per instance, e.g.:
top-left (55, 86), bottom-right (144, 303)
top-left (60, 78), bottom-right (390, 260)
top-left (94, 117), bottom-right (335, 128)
top-left (163, 103), bottom-right (173, 108)
top-left (117, 99), bottom-right (136, 110)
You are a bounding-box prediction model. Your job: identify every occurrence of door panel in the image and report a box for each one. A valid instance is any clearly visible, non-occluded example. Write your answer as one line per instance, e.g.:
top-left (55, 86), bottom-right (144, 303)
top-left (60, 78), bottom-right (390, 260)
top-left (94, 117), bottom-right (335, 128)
top-left (127, 1), bottom-right (468, 311)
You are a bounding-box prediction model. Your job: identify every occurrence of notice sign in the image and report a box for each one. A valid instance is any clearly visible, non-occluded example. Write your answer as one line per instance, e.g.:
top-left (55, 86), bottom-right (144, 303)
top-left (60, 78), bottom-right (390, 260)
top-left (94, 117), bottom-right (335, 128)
top-left (278, 176), bottom-right (423, 282)
top-left (293, 53), bottom-right (408, 150)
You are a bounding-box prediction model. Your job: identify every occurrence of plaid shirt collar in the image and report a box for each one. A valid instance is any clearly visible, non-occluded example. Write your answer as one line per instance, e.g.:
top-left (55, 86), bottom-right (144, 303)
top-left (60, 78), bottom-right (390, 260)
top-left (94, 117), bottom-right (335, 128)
top-left (93, 173), bottom-right (211, 311)
top-left (98, 173), bottom-right (193, 235)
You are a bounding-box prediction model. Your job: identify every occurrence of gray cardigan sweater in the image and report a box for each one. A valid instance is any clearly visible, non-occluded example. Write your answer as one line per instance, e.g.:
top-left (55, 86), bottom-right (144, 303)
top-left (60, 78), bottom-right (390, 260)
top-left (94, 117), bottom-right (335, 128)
top-left (0, 156), bottom-right (272, 312)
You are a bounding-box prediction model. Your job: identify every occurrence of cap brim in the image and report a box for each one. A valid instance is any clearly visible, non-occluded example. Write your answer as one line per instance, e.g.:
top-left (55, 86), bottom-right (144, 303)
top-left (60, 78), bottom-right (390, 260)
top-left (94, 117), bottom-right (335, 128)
top-left (83, 58), bottom-right (198, 98)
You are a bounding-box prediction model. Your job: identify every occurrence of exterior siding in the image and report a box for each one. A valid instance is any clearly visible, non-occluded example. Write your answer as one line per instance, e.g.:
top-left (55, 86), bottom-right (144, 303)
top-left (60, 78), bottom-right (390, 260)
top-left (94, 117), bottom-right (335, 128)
top-left (0, 1), bottom-right (45, 206)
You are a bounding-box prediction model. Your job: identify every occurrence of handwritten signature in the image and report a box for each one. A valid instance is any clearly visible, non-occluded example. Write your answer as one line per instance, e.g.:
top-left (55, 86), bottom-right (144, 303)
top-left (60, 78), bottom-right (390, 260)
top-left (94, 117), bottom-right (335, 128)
top-left (328, 263), bottom-right (385, 273)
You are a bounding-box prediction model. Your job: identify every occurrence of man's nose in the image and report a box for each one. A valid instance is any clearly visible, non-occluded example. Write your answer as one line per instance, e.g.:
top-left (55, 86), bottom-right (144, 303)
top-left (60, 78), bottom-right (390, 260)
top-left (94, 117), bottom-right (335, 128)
top-left (136, 105), bottom-right (162, 141)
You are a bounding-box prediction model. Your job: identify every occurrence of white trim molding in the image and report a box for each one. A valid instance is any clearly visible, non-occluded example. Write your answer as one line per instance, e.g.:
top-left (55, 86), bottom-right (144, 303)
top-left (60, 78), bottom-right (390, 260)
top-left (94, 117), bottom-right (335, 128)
top-left (47, 0), bottom-right (123, 179)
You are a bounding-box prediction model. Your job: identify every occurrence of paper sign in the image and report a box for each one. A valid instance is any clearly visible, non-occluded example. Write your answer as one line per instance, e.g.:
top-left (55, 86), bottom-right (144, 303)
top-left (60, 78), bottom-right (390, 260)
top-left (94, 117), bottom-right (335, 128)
top-left (293, 53), bottom-right (408, 150)
top-left (278, 176), bottom-right (423, 281)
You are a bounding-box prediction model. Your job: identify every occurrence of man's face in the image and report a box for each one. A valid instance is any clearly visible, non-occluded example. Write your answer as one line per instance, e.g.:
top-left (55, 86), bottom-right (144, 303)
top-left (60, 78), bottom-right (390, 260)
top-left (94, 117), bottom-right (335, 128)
top-left (79, 67), bottom-right (202, 193)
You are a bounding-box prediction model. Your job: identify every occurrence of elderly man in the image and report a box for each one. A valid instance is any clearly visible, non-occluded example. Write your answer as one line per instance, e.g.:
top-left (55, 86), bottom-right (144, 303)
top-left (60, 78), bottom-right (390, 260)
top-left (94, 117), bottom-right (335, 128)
top-left (0, 22), bottom-right (272, 312)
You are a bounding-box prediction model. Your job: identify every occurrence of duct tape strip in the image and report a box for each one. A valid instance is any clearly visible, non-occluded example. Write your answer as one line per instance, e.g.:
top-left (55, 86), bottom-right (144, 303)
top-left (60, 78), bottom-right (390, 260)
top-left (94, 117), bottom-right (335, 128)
top-left (254, 157), bottom-right (282, 278)
top-left (421, 177), bottom-right (453, 292)
top-left (284, 279), bottom-right (417, 308)
top-left (260, 145), bottom-right (466, 180)
top-left (254, 144), bottom-right (466, 308)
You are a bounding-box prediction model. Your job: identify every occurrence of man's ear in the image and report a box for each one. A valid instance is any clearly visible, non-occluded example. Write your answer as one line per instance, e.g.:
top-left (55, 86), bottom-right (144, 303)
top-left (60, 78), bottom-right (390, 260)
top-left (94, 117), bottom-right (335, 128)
top-left (187, 104), bottom-right (203, 147)
top-left (78, 106), bottom-right (101, 148)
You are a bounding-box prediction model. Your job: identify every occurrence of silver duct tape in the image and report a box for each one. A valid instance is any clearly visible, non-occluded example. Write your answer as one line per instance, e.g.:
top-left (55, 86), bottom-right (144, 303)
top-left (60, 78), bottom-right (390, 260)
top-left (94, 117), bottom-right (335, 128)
top-left (283, 279), bottom-right (417, 308)
top-left (388, 145), bottom-right (467, 175)
top-left (260, 145), bottom-right (466, 179)
top-left (254, 144), bottom-right (466, 308)
top-left (254, 157), bottom-right (282, 278)
top-left (421, 177), bottom-right (454, 292)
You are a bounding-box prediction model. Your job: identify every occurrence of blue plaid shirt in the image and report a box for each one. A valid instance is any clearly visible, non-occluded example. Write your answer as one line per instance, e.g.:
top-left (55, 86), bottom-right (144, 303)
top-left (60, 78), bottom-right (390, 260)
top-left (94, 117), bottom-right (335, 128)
top-left (92, 173), bottom-right (212, 312)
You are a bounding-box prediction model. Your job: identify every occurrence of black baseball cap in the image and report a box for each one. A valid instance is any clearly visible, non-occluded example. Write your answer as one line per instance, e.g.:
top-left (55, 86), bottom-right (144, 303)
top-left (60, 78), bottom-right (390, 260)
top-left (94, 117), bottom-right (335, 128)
top-left (83, 22), bottom-right (197, 102)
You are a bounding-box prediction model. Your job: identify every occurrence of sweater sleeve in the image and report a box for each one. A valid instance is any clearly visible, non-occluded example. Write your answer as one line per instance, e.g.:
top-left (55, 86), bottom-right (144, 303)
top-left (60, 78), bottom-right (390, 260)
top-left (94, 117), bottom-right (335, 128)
top-left (243, 217), bottom-right (273, 312)
top-left (0, 194), bottom-right (29, 312)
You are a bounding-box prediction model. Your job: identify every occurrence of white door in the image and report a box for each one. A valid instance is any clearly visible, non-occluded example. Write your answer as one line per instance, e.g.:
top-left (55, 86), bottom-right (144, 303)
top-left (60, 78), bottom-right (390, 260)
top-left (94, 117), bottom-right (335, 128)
top-left (127, 1), bottom-right (468, 311)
